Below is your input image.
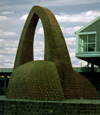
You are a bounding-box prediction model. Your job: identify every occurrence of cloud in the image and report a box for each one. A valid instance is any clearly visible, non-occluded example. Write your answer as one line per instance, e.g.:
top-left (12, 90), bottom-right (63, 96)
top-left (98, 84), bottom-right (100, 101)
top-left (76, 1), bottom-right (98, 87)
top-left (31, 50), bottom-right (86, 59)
top-left (56, 10), bottom-right (100, 23)
top-left (0, 58), bottom-right (14, 68)
top-left (0, 53), bottom-right (15, 68)
top-left (61, 26), bottom-right (82, 36)
top-left (0, 30), bottom-right (17, 36)
top-left (0, 16), bottom-right (8, 21)
top-left (34, 40), bottom-right (44, 60)
top-left (40, 0), bottom-right (100, 7)
top-left (65, 37), bottom-right (76, 56)
top-left (0, 48), bottom-right (17, 55)
top-left (4, 47), bottom-right (17, 53)
top-left (4, 40), bottom-right (18, 47)
top-left (66, 37), bottom-right (76, 46)
top-left (1, 11), bottom-right (14, 15)
top-left (36, 26), bottom-right (81, 37)
top-left (0, 39), bottom-right (18, 48)
top-left (20, 14), bottom-right (28, 21)
top-left (0, 46), bottom-right (16, 68)
top-left (37, 27), bottom-right (43, 35)
top-left (0, 39), bottom-right (4, 42)
top-left (0, 39), bottom-right (18, 67)
top-left (20, 10), bottom-right (100, 24)
top-left (0, 54), bottom-right (4, 58)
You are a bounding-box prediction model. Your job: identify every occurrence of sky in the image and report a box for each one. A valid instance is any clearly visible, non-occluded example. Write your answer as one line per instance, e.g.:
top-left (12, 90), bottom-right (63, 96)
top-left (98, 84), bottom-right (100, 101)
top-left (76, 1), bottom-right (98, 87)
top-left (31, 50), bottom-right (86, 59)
top-left (0, 0), bottom-right (100, 68)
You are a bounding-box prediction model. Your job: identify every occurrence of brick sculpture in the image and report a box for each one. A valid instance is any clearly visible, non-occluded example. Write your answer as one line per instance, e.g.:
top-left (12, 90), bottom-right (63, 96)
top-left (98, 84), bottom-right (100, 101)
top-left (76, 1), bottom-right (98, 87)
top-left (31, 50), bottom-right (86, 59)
top-left (7, 6), bottom-right (98, 100)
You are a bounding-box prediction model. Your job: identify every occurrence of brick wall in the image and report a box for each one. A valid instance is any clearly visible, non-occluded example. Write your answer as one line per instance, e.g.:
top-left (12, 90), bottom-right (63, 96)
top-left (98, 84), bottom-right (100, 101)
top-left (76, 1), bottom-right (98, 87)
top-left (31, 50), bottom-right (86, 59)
top-left (0, 97), bottom-right (100, 115)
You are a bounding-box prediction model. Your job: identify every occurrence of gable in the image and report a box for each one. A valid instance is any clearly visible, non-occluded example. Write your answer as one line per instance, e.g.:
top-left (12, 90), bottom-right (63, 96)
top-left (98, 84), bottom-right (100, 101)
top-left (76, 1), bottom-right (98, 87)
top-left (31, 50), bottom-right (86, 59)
top-left (76, 16), bottom-right (100, 34)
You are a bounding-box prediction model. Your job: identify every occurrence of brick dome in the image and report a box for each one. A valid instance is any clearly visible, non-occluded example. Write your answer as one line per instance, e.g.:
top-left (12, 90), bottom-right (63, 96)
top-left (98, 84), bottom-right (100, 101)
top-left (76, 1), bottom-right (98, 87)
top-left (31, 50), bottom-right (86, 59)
top-left (7, 61), bottom-right (64, 100)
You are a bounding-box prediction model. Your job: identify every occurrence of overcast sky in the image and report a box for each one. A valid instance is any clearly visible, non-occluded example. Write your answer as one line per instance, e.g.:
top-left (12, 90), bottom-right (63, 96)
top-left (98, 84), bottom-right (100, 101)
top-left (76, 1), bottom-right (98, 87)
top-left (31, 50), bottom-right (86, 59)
top-left (0, 0), bottom-right (100, 68)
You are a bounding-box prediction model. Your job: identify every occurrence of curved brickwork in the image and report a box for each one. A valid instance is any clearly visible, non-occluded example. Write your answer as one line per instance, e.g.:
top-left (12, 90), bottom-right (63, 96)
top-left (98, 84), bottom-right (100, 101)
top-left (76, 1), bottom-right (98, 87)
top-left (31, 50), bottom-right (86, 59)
top-left (7, 61), bottom-right (64, 100)
top-left (7, 6), bottom-right (98, 100)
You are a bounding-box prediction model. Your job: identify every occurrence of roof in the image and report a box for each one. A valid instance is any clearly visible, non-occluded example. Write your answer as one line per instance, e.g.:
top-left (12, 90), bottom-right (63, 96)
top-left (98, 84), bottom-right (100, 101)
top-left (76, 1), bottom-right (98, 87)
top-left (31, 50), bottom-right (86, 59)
top-left (75, 16), bottom-right (100, 34)
top-left (0, 67), bottom-right (100, 73)
top-left (0, 68), bottom-right (13, 73)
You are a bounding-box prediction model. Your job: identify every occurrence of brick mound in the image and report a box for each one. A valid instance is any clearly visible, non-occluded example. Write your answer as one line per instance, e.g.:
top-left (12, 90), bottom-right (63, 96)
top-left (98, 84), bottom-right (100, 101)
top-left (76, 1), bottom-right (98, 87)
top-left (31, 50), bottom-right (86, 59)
top-left (63, 71), bottom-right (98, 99)
top-left (7, 61), bottom-right (64, 100)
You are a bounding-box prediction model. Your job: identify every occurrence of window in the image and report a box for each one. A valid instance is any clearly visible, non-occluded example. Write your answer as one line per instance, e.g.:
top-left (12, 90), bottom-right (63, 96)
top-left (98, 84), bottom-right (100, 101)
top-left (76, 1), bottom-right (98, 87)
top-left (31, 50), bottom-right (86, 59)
top-left (79, 33), bottom-right (96, 53)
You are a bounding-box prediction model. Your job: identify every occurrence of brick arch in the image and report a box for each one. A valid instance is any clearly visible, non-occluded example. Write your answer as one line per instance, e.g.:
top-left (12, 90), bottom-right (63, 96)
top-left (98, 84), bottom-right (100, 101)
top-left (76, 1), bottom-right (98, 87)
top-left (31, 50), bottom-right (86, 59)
top-left (12, 6), bottom-right (98, 99)
top-left (14, 6), bottom-right (74, 94)
top-left (15, 6), bottom-right (72, 70)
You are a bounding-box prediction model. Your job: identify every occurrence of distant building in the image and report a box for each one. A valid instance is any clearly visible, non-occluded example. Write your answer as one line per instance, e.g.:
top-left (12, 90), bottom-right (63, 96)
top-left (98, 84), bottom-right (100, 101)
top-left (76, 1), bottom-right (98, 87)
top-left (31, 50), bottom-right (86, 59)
top-left (0, 68), bottom-right (12, 95)
top-left (75, 17), bottom-right (100, 67)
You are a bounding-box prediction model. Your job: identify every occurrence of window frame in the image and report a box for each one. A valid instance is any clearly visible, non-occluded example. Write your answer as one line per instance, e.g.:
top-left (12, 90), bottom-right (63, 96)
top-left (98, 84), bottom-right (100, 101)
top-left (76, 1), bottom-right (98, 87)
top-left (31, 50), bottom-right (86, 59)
top-left (78, 32), bottom-right (97, 53)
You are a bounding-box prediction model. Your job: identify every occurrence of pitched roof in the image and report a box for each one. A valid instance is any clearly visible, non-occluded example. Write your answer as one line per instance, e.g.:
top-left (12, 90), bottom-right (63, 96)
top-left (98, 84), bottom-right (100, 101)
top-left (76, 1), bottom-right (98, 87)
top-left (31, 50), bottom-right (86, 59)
top-left (75, 16), bottom-right (100, 34)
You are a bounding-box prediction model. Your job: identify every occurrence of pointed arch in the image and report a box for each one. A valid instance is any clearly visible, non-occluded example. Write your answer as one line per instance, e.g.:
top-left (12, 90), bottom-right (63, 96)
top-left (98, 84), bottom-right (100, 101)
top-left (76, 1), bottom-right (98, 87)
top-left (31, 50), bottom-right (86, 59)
top-left (14, 6), bottom-right (72, 71)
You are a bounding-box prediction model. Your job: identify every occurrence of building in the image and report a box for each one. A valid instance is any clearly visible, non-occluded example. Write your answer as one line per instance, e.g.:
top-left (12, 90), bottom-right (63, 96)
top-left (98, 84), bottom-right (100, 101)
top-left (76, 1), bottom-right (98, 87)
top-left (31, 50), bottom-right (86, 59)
top-left (0, 68), bottom-right (12, 95)
top-left (75, 16), bottom-right (100, 67)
